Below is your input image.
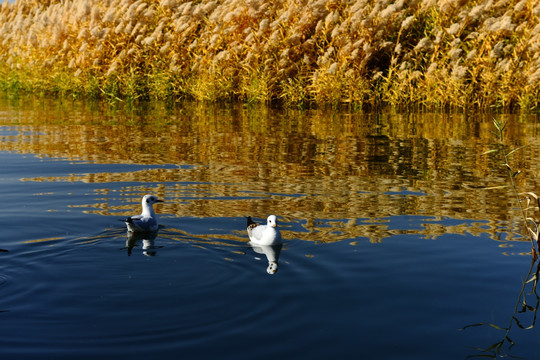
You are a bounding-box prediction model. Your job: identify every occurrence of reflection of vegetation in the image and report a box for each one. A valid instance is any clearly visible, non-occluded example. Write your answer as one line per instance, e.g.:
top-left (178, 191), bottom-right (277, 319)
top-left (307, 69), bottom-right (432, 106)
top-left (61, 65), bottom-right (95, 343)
top-left (1, 99), bottom-right (538, 244)
top-left (484, 118), bottom-right (540, 253)
top-left (463, 120), bottom-right (540, 357)
top-left (523, 193), bottom-right (540, 254)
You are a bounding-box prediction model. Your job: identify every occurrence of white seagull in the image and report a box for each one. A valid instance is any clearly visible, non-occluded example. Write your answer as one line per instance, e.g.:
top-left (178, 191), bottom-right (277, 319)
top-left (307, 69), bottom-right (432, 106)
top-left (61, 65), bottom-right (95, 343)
top-left (246, 215), bottom-right (282, 246)
top-left (124, 194), bottom-right (163, 232)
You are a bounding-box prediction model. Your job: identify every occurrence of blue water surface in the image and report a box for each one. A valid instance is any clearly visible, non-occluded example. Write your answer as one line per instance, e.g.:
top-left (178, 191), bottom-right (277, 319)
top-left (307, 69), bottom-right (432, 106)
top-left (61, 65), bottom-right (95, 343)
top-left (0, 151), bottom-right (538, 360)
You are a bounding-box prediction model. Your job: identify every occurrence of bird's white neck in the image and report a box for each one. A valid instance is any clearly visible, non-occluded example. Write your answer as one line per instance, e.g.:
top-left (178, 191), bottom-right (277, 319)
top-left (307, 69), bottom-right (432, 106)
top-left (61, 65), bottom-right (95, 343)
top-left (265, 226), bottom-right (277, 235)
top-left (141, 203), bottom-right (156, 217)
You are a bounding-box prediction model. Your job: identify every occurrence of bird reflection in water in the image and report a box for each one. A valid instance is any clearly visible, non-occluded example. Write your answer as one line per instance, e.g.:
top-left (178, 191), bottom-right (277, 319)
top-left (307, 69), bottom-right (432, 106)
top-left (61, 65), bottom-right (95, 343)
top-left (250, 244), bottom-right (282, 274)
top-left (124, 230), bottom-right (160, 257)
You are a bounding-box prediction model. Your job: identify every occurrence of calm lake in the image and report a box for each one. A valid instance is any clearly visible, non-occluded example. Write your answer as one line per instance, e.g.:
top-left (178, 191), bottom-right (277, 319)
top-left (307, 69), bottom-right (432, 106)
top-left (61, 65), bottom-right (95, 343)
top-left (0, 97), bottom-right (539, 359)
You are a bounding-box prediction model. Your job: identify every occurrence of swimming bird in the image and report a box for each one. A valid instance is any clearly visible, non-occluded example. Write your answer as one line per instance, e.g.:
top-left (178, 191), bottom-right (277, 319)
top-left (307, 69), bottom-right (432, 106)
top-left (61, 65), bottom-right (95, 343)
top-left (123, 194), bottom-right (163, 232)
top-left (246, 215), bottom-right (282, 246)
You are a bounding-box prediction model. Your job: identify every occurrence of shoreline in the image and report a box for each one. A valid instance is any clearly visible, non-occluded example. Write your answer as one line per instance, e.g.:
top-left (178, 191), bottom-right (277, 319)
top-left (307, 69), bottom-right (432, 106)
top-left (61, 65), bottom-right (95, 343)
top-left (0, 0), bottom-right (539, 111)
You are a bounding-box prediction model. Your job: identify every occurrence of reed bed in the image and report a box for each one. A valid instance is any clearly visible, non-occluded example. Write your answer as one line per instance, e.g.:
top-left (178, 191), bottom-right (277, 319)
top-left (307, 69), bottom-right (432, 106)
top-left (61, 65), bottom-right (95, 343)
top-left (0, 0), bottom-right (539, 110)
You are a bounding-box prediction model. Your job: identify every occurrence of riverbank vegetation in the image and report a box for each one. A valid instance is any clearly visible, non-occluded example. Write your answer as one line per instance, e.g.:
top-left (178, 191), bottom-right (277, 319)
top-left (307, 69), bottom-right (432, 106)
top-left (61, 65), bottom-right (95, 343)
top-left (0, 0), bottom-right (539, 110)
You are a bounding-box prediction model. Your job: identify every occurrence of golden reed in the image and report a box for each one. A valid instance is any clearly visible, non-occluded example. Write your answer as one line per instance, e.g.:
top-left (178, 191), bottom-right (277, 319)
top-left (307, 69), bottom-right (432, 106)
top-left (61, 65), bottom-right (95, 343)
top-left (0, 0), bottom-right (539, 110)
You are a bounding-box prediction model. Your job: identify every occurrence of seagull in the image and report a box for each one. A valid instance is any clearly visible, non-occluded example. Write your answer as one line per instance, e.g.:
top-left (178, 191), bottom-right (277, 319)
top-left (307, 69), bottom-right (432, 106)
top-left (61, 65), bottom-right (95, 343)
top-left (246, 215), bottom-right (282, 246)
top-left (123, 194), bottom-right (163, 232)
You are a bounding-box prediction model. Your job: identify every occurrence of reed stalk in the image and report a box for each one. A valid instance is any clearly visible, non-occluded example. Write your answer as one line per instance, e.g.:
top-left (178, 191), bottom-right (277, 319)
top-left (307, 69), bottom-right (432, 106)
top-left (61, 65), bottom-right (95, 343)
top-left (0, 0), bottom-right (539, 110)
top-left (487, 118), bottom-right (539, 254)
top-left (462, 119), bottom-right (540, 359)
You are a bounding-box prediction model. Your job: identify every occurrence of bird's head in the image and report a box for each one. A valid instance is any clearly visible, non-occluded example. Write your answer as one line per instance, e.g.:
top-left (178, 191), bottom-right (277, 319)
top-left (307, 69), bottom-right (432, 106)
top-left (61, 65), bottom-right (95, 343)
top-left (267, 215), bottom-right (278, 228)
top-left (142, 194), bottom-right (164, 206)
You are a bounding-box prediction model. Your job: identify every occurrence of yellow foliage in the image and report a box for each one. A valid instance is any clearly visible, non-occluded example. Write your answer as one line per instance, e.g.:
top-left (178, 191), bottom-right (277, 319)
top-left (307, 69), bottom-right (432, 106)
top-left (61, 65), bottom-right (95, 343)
top-left (0, 0), bottom-right (539, 110)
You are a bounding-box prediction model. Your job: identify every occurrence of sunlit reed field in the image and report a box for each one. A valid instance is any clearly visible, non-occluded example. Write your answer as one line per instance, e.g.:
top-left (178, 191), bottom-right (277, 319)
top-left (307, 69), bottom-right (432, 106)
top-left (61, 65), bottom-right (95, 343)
top-left (1, 0), bottom-right (539, 110)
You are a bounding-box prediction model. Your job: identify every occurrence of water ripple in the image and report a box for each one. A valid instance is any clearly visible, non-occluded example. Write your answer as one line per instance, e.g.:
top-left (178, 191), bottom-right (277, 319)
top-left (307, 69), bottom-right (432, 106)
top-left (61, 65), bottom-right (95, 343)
top-left (0, 274), bottom-right (9, 288)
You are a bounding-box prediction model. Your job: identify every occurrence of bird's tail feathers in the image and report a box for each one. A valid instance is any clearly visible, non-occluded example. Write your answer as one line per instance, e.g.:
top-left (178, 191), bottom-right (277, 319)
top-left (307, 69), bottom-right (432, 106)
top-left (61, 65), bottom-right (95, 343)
top-left (246, 216), bottom-right (258, 227)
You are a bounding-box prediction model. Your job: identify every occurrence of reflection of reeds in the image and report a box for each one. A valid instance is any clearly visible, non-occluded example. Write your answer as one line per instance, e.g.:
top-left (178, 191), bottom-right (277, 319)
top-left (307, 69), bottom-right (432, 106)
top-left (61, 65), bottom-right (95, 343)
top-left (485, 118), bottom-right (540, 254)
top-left (1, 0), bottom-right (540, 110)
top-left (462, 119), bottom-right (540, 357)
top-left (522, 193), bottom-right (540, 251)
top-left (2, 99), bottom-right (538, 244)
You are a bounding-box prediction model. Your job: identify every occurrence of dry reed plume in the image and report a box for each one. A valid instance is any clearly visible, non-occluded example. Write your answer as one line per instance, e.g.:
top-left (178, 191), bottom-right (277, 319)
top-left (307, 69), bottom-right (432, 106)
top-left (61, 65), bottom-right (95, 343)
top-left (1, 0), bottom-right (539, 110)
